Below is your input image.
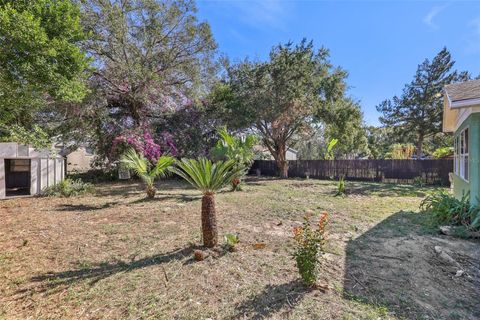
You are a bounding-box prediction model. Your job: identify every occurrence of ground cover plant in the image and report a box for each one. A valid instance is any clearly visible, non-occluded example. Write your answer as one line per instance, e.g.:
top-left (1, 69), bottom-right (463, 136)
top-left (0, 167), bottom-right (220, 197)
top-left (421, 191), bottom-right (480, 230)
top-left (42, 178), bottom-right (93, 197)
top-left (1, 178), bottom-right (479, 319)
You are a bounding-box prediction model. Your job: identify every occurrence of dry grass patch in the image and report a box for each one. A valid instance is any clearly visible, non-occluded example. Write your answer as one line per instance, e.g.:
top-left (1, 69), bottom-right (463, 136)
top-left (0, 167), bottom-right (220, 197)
top-left (0, 178), bottom-right (478, 319)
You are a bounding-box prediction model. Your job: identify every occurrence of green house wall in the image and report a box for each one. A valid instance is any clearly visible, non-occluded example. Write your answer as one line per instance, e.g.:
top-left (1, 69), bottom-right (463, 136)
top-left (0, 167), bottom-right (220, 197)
top-left (453, 113), bottom-right (480, 205)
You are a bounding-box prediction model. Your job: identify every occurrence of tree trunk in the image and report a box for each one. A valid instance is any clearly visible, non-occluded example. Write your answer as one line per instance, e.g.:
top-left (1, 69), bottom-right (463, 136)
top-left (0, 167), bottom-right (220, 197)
top-left (201, 194), bottom-right (218, 247)
top-left (278, 160), bottom-right (289, 178)
top-left (417, 132), bottom-right (424, 158)
top-left (275, 144), bottom-right (288, 178)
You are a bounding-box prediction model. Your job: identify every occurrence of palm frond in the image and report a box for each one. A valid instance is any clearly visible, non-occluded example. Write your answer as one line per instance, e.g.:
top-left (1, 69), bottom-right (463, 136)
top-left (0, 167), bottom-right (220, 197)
top-left (173, 158), bottom-right (244, 194)
top-left (150, 155), bottom-right (175, 179)
top-left (121, 148), bottom-right (151, 185)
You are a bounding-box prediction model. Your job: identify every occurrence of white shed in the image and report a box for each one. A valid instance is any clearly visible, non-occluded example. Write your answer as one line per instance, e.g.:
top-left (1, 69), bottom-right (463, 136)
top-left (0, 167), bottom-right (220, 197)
top-left (0, 142), bottom-right (65, 199)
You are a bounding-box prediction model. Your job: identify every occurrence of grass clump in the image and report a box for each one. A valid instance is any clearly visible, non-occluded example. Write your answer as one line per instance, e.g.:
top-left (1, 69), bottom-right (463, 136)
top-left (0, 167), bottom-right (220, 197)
top-left (43, 178), bottom-right (94, 197)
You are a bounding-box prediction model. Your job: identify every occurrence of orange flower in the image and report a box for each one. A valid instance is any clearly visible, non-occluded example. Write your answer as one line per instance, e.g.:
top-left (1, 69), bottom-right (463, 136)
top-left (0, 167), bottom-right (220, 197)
top-left (318, 212), bottom-right (328, 232)
top-left (293, 226), bottom-right (303, 238)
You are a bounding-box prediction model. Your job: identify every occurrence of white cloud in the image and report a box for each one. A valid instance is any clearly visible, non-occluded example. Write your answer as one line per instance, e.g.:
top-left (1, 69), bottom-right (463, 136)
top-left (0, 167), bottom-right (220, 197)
top-left (235, 0), bottom-right (289, 30)
top-left (423, 5), bottom-right (447, 29)
top-left (206, 0), bottom-right (291, 31)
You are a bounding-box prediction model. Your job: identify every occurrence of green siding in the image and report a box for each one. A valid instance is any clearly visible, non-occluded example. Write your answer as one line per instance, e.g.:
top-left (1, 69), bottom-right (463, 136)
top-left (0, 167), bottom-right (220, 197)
top-left (453, 113), bottom-right (480, 205)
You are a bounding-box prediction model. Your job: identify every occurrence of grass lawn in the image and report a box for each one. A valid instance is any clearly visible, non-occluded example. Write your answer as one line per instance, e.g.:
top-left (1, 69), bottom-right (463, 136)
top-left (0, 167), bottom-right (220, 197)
top-left (1, 177), bottom-right (479, 319)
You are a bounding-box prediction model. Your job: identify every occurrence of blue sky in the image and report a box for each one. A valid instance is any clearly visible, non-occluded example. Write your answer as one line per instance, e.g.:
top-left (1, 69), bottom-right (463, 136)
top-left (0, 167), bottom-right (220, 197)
top-left (196, 0), bottom-right (480, 125)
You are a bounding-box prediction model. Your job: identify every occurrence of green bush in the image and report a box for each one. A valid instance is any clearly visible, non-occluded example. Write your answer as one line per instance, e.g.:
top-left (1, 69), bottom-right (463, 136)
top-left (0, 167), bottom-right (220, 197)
top-left (68, 169), bottom-right (118, 183)
top-left (420, 191), bottom-right (480, 230)
top-left (43, 178), bottom-right (94, 197)
top-left (293, 212), bottom-right (328, 285)
top-left (432, 147), bottom-right (454, 159)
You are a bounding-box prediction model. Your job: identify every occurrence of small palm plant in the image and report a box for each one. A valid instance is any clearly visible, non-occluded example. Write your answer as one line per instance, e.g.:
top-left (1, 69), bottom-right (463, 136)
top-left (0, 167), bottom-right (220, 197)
top-left (173, 158), bottom-right (244, 247)
top-left (211, 127), bottom-right (256, 191)
top-left (121, 148), bottom-right (175, 198)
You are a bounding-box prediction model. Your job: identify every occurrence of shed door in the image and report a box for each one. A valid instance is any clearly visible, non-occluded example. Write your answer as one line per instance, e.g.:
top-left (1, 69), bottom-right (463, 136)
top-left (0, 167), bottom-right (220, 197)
top-left (5, 159), bottom-right (31, 196)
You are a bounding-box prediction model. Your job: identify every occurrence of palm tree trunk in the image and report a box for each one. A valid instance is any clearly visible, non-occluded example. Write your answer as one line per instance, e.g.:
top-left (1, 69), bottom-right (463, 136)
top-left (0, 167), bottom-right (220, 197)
top-left (231, 177), bottom-right (241, 191)
top-left (146, 185), bottom-right (156, 198)
top-left (201, 194), bottom-right (218, 247)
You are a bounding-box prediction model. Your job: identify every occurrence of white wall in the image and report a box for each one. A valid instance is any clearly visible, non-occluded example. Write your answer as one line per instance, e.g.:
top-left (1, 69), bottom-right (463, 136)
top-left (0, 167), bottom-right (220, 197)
top-left (30, 159), bottom-right (39, 195)
top-left (0, 160), bottom-right (4, 199)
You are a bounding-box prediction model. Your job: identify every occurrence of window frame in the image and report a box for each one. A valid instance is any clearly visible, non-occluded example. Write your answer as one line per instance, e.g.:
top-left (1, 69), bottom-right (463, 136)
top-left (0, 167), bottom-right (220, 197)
top-left (455, 127), bottom-right (469, 182)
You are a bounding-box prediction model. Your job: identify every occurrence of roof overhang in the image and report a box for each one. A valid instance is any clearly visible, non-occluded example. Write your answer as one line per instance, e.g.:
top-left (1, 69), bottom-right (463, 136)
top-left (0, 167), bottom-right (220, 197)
top-left (450, 97), bottom-right (480, 108)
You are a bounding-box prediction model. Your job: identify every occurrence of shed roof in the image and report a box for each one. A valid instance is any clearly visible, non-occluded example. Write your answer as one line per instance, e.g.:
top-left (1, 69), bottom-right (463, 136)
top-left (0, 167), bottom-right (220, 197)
top-left (444, 79), bottom-right (480, 103)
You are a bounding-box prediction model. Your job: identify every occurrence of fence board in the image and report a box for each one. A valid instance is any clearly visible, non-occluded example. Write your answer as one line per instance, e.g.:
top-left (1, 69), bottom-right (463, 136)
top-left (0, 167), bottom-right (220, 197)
top-left (249, 159), bottom-right (453, 186)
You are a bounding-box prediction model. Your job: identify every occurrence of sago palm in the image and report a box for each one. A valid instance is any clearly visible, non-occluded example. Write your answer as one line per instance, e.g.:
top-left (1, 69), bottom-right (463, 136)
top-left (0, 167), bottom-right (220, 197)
top-left (173, 158), bottom-right (244, 247)
top-left (211, 127), bottom-right (256, 191)
top-left (121, 148), bottom-right (175, 198)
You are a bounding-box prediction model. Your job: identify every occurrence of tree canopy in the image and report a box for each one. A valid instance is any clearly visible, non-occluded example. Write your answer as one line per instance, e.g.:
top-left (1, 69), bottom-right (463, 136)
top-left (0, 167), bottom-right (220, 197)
top-left (81, 0), bottom-right (217, 122)
top-left (73, 0), bottom-right (217, 162)
top-left (214, 39), bottom-right (348, 177)
top-left (0, 0), bottom-right (90, 133)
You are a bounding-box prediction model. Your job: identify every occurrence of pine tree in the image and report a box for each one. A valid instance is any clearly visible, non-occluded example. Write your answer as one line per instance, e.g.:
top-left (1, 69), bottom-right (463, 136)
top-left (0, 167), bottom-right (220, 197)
top-left (376, 48), bottom-right (469, 156)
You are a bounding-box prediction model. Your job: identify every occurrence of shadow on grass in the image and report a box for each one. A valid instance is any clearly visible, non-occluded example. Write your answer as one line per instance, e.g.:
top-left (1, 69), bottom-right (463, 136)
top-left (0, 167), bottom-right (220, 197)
top-left (55, 202), bottom-right (119, 212)
top-left (345, 181), bottom-right (433, 197)
top-left (235, 280), bottom-right (309, 319)
top-left (343, 210), bottom-right (480, 319)
top-left (129, 193), bottom-right (201, 204)
top-left (93, 179), bottom-right (194, 198)
top-left (16, 244), bottom-right (203, 298)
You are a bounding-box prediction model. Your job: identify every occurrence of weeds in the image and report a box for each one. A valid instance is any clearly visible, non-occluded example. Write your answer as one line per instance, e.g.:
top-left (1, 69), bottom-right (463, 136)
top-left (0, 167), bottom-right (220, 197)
top-left (336, 176), bottom-right (346, 196)
top-left (42, 179), bottom-right (94, 197)
top-left (224, 233), bottom-right (239, 251)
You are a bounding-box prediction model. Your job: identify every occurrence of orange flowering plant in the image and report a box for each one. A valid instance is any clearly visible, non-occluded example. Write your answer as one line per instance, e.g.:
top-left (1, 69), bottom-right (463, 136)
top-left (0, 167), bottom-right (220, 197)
top-left (293, 212), bottom-right (328, 285)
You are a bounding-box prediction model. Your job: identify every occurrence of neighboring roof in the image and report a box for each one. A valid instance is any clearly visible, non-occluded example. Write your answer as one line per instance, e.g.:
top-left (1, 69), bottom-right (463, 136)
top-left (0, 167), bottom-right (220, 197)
top-left (444, 79), bottom-right (480, 105)
top-left (254, 145), bottom-right (297, 154)
top-left (286, 147), bottom-right (298, 154)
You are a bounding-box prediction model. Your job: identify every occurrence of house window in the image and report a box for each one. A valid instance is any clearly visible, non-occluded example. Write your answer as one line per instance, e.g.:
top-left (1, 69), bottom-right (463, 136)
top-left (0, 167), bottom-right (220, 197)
top-left (455, 128), bottom-right (469, 181)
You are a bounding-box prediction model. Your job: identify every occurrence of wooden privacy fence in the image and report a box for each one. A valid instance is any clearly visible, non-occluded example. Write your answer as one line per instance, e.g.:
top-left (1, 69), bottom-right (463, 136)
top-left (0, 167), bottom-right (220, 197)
top-left (249, 159), bottom-right (453, 185)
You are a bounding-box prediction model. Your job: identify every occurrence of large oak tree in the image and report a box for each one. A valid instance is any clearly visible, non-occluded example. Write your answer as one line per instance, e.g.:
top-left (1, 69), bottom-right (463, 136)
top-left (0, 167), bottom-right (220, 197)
top-left (216, 40), bottom-right (347, 178)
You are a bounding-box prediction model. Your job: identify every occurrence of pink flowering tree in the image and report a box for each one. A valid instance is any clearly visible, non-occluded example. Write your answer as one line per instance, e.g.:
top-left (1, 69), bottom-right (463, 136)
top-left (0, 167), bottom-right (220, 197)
top-left (112, 129), bottom-right (177, 163)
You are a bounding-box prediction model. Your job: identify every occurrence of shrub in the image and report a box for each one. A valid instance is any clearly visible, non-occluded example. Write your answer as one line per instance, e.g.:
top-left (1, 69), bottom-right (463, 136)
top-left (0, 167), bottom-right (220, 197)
top-left (293, 212), bottom-right (328, 285)
top-left (68, 169), bottom-right (118, 183)
top-left (43, 178), bottom-right (94, 197)
top-left (432, 147), bottom-right (454, 159)
top-left (420, 191), bottom-right (480, 230)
